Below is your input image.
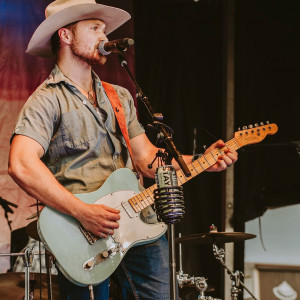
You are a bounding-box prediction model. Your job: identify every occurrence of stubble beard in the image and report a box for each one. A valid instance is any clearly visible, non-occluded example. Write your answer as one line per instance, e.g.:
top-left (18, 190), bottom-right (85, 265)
top-left (71, 39), bottom-right (106, 66)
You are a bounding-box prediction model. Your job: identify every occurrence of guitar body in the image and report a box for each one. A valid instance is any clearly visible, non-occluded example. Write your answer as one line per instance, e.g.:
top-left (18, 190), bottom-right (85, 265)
top-left (38, 168), bottom-right (167, 286)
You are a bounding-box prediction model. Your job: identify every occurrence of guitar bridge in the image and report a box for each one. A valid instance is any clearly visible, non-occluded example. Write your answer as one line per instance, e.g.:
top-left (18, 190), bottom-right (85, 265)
top-left (79, 225), bottom-right (100, 245)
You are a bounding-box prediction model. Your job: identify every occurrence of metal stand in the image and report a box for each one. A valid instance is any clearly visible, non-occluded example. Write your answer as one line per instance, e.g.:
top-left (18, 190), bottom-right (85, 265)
top-left (22, 248), bottom-right (35, 300)
top-left (117, 51), bottom-right (191, 178)
top-left (212, 244), bottom-right (258, 300)
top-left (168, 224), bottom-right (177, 299)
top-left (154, 165), bottom-right (185, 300)
top-left (45, 250), bottom-right (53, 300)
top-left (89, 285), bottom-right (94, 300)
top-left (114, 43), bottom-right (189, 300)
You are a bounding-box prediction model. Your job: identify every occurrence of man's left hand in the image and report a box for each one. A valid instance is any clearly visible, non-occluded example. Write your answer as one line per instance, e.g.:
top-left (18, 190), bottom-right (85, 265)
top-left (205, 140), bottom-right (238, 172)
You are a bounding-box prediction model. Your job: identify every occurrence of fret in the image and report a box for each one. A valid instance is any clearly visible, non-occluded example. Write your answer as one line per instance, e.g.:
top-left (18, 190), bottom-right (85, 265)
top-left (135, 193), bottom-right (147, 209)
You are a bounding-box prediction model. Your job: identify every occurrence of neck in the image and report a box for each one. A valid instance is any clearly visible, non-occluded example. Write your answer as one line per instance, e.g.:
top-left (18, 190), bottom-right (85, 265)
top-left (57, 53), bottom-right (93, 91)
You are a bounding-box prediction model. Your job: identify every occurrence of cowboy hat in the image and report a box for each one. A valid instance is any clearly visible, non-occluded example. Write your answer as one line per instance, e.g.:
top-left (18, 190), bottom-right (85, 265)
top-left (26, 0), bottom-right (131, 57)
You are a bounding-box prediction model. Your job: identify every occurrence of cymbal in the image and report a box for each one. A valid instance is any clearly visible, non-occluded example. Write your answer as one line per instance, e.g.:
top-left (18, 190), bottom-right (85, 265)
top-left (0, 272), bottom-right (59, 299)
top-left (26, 211), bottom-right (41, 220)
top-left (176, 232), bottom-right (256, 245)
top-left (26, 220), bottom-right (41, 242)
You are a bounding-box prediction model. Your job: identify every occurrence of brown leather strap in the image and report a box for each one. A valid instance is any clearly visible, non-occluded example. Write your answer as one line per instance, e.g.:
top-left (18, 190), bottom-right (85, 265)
top-left (101, 81), bottom-right (137, 172)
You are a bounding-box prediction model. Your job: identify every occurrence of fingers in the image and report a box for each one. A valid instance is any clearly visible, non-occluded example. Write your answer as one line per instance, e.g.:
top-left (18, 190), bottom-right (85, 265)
top-left (103, 204), bottom-right (120, 214)
top-left (79, 203), bottom-right (121, 238)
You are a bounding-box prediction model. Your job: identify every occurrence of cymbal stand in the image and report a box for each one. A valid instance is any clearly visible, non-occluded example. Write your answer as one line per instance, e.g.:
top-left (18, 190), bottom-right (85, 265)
top-left (212, 244), bottom-right (258, 300)
top-left (177, 235), bottom-right (209, 300)
top-left (45, 250), bottom-right (54, 300)
top-left (22, 247), bottom-right (35, 300)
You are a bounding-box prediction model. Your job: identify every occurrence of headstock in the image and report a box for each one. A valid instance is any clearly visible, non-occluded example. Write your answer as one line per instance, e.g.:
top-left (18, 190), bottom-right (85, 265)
top-left (234, 122), bottom-right (278, 147)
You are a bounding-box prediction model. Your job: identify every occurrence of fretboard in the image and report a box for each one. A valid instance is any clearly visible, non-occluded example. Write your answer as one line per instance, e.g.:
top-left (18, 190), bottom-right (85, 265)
top-left (128, 137), bottom-right (241, 213)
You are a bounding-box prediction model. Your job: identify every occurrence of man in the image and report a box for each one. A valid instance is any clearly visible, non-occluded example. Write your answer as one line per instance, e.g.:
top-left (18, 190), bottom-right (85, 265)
top-left (8, 0), bottom-right (238, 299)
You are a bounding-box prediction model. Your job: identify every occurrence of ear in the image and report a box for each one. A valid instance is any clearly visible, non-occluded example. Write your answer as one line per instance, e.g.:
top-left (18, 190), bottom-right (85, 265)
top-left (58, 28), bottom-right (73, 45)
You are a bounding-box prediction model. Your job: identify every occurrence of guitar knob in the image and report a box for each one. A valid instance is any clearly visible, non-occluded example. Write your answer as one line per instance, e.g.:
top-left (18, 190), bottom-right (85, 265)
top-left (86, 261), bottom-right (94, 269)
top-left (101, 251), bottom-right (109, 259)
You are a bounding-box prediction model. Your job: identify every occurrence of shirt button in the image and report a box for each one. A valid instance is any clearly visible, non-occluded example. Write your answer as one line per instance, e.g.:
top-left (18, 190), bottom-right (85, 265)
top-left (83, 100), bottom-right (87, 105)
top-left (113, 154), bottom-right (119, 160)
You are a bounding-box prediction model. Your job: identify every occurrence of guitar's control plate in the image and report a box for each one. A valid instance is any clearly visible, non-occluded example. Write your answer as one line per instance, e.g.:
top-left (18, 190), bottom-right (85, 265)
top-left (83, 242), bottom-right (122, 271)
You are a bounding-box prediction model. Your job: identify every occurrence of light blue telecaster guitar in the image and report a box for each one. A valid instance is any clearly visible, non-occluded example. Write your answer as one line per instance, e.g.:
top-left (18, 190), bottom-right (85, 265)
top-left (38, 123), bottom-right (278, 286)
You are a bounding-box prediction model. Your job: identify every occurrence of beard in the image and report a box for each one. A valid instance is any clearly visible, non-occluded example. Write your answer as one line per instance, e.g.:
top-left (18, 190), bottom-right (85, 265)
top-left (70, 38), bottom-right (107, 66)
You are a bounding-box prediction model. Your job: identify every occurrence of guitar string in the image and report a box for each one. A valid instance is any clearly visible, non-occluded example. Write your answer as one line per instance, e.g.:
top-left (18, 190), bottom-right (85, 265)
top-left (106, 126), bottom-right (272, 212)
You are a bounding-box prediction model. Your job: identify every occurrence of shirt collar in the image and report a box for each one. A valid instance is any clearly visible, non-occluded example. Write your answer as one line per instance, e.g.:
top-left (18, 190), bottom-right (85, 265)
top-left (46, 65), bottom-right (103, 88)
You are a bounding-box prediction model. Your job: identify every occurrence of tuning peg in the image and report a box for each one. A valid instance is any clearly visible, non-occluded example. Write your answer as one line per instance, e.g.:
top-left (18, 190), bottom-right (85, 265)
top-left (238, 127), bottom-right (241, 131)
top-left (242, 126), bottom-right (247, 130)
top-left (248, 124), bottom-right (253, 129)
top-left (266, 121), bottom-right (270, 124)
top-left (260, 122), bottom-right (264, 126)
top-left (254, 123), bottom-right (259, 127)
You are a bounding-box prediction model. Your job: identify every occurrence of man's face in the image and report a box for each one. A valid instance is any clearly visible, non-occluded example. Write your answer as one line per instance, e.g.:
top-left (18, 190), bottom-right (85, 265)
top-left (70, 19), bottom-right (108, 65)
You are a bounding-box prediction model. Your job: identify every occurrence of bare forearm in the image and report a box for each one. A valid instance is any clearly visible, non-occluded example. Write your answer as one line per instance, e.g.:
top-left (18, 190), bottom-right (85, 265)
top-left (8, 155), bottom-right (85, 219)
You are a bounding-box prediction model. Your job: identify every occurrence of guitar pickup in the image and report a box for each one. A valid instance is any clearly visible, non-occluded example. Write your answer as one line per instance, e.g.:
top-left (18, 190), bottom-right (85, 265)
top-left (83, 243), bottom-right (122, 271)
top-left (121, 201), bottom-right (135, 218)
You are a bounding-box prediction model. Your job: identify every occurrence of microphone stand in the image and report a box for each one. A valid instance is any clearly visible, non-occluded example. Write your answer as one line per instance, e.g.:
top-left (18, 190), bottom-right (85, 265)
top-left (116, 50), bottom-right (189, 299)
top-left (117, 52), bottom-right (191, 178)
top-left (0, 196), bottom-right (18, 231)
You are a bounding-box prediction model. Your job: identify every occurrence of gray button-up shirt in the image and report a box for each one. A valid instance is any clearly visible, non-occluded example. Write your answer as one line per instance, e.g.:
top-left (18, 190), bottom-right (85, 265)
top-left (12, 65), bottom-right (145, 194)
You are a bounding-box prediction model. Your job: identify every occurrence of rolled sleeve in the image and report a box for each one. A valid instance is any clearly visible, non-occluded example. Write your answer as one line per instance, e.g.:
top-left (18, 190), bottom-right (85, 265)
top-left (12, 90), bottom-right (59, 153)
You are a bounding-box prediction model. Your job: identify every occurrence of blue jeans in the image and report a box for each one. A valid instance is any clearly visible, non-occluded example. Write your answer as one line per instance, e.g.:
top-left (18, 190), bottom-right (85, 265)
top-left (58, 235), bottom-right (170, 299)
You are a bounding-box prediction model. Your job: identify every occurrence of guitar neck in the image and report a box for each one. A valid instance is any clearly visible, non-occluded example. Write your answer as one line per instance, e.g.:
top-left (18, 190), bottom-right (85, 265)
top-left (128, 137), bottom-right (241, 213)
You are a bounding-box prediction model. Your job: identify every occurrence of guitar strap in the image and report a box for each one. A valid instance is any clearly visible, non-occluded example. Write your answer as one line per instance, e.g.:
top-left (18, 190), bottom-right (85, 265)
top-left (101, 81), bottom-right (138, 174)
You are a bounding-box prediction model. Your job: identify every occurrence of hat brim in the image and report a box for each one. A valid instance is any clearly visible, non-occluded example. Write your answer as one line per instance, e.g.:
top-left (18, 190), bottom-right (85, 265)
top-left (26, 3), bottom-right (131, 57)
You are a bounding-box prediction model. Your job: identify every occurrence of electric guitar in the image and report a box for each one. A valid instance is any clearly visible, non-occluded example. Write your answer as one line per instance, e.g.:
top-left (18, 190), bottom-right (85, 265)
top-left (38, 122), bottom-right (278, 286)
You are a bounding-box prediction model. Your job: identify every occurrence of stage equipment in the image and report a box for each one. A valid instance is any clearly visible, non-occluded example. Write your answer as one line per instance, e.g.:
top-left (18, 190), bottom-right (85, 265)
top-left (207, 225), bottom-right (257, 300)
top-left (0, 196), bottom-right (18, 231)
top-left (154, 165), bottom-right (185, 299)
top-left (0, 248), bottom-right (49, 300)
top-left (0, 272), bottom-right (59, 300)
top-left (98, 38), bottom-right (134, 55)
top-left (177, 233), bottom-right (218, 300)
top-left (176, 231), bottom-right (256, 244)
top-left (177, 226), bottom-right (257, 299)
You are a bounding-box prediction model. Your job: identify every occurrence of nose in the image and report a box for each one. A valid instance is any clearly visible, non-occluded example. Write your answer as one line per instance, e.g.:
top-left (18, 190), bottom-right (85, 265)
top-left (99, 30), bottom-right (108, 42)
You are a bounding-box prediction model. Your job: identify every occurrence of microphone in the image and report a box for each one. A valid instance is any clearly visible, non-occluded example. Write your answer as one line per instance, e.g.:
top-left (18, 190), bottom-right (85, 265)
top-left (154, 165), bottom-right (185, 224)
top-left (98, 38), bottom-right (134, 56)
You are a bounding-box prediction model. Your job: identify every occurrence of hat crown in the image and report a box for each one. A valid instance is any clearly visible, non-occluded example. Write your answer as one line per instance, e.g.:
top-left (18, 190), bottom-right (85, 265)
top-left (46, 0), bottom-right (96, 18)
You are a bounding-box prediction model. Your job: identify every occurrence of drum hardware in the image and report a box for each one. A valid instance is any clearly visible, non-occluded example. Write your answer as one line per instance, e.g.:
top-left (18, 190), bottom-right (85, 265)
top-left (212, 243), bottom-right (258, 300)
top-left (25, 219), bottom-right (55, 300)
top-left (0, 271), bottom-right (59, 299)
top-left (175, 231), bottom-right (256, 245)
top-left (177, 233), bottom-right (216, 300)
top-left (0, 250), bottom-right (57, 300)
top-left (26, 211), bottom-right (42, 220)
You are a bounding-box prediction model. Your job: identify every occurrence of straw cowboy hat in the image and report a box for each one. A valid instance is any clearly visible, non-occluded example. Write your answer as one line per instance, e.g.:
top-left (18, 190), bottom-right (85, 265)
top-left (26, 0), bottom-right (131, 57)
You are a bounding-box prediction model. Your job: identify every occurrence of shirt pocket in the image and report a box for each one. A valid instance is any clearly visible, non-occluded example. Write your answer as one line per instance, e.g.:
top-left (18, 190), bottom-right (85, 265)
top-left (61, 109), bottom-right (97, 150)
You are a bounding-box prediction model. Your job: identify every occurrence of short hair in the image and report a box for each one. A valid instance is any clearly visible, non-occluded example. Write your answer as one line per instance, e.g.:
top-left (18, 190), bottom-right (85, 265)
top-left (51, 21), bottom-right (78, 55)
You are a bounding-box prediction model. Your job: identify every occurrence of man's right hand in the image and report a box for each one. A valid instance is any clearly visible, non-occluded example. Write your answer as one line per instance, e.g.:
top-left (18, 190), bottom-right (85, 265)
top-left (78, 203), bottom-right (120, 239)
